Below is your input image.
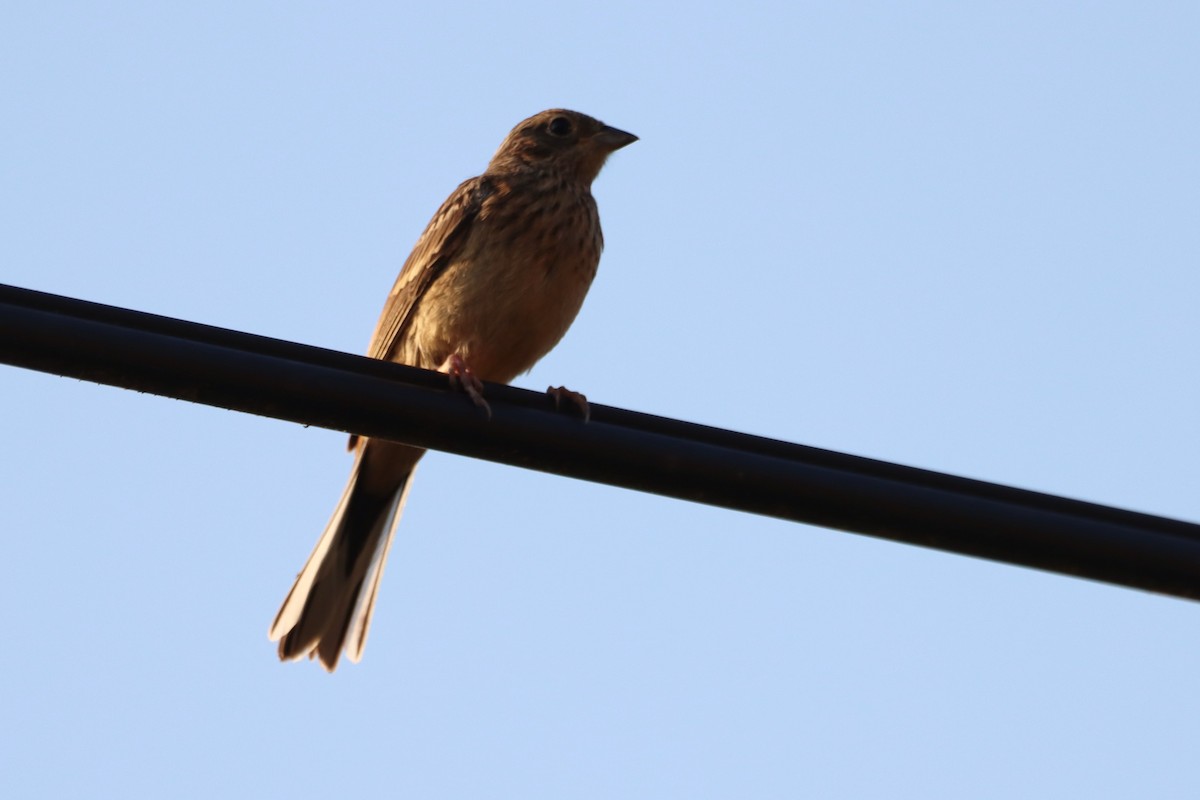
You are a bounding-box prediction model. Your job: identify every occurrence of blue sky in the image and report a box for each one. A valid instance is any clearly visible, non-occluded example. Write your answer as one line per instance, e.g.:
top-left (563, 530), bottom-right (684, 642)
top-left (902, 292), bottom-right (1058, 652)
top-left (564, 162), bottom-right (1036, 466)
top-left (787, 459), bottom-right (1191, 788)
top-left (3, 2), bottom-right (1199, 797)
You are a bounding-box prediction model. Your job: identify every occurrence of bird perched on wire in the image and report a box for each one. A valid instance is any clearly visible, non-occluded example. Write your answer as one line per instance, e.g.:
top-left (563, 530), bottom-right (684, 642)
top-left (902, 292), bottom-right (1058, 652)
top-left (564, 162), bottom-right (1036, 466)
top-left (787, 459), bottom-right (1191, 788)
top-left (269, 109), bottom-right (637, 671)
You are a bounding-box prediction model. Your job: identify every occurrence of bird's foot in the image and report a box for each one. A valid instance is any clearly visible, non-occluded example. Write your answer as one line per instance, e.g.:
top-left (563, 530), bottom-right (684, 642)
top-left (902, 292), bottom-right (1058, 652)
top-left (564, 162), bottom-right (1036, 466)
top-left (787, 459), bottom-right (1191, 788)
top-left (547, 386), bottom-right (590, 423)
top-left (439, 354), bottom-right (491, 418)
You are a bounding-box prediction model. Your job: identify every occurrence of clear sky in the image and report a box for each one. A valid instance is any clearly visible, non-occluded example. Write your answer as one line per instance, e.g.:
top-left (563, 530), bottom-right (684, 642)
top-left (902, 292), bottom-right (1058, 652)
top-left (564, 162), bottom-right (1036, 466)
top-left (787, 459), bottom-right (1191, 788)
top-left (3, 2), bottom-right (1199, 798)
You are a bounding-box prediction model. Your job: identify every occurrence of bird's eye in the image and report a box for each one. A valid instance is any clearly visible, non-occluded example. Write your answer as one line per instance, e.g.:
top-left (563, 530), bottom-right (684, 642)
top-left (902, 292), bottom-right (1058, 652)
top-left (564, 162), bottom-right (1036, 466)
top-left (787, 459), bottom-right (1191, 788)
top-left (547, 116), bottom-right (573, 137)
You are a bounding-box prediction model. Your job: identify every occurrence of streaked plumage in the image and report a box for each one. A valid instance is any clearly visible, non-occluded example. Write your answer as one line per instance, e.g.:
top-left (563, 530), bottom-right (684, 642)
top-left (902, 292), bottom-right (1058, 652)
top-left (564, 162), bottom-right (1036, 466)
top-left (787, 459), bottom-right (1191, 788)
top-left (269, 109), bottom-right (636, 670)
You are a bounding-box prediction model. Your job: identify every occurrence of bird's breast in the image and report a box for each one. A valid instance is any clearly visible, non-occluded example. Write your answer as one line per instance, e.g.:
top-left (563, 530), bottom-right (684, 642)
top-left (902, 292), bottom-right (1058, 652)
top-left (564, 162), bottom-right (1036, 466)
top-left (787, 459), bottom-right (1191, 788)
top-left (409, 185), bottom-right (602, 383)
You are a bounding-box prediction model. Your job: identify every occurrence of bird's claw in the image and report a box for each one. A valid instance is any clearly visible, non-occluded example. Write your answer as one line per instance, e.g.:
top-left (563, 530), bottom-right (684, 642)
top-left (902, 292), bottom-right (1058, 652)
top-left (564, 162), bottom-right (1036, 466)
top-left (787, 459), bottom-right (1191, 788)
top-left (547, 386), bottom-right (590, 423)
top-left (440, 354), bottom-right (492, 418)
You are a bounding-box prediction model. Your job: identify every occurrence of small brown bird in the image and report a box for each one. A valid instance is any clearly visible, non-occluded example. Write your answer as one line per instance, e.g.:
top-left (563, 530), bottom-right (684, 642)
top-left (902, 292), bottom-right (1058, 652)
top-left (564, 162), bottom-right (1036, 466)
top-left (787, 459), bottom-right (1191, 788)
top-left (269, 109), bottom-right (636, 670)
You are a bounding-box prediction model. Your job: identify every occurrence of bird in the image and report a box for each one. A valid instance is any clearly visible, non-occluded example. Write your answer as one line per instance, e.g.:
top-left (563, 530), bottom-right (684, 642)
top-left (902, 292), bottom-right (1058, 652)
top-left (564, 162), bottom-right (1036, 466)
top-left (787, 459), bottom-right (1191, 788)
top-left (268, 109), bottom-right (637, 671)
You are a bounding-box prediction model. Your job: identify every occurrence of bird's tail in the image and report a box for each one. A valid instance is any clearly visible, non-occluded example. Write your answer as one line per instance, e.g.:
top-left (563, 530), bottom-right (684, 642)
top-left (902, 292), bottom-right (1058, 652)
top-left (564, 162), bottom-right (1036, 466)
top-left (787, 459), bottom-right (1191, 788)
top-left (270, 445), bottom-right (420, 671)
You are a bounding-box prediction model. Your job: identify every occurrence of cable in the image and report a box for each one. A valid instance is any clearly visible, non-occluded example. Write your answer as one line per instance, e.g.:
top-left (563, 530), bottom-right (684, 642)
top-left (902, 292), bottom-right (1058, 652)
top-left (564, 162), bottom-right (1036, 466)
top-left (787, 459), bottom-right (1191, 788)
top-left (3, 281), bottom-right (1199, 601)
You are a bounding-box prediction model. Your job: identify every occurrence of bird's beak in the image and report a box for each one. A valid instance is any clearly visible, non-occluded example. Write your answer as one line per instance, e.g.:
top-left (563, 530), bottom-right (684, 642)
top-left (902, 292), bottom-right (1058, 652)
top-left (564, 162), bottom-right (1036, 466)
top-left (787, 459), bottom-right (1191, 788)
top-left (594, 125), bottom-right (638, 152)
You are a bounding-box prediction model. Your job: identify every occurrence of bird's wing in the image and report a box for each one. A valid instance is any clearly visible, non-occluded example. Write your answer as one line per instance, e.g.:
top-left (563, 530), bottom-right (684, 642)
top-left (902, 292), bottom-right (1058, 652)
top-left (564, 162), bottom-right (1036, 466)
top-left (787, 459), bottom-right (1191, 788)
top-left (366, 175), bottom-right (494, 362)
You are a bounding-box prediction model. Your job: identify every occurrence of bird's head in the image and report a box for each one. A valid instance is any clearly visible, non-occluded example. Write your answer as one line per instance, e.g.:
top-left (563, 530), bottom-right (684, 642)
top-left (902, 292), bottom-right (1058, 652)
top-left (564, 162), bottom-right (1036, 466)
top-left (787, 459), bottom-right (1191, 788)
top-left (487, 109), bottom-right (637, 184)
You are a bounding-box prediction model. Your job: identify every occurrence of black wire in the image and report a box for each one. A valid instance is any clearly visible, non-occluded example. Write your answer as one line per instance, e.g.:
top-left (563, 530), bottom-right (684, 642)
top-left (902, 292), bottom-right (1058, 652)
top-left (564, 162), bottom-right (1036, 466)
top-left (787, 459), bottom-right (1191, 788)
top-left (3, 282), bottom-right (1199, 601)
